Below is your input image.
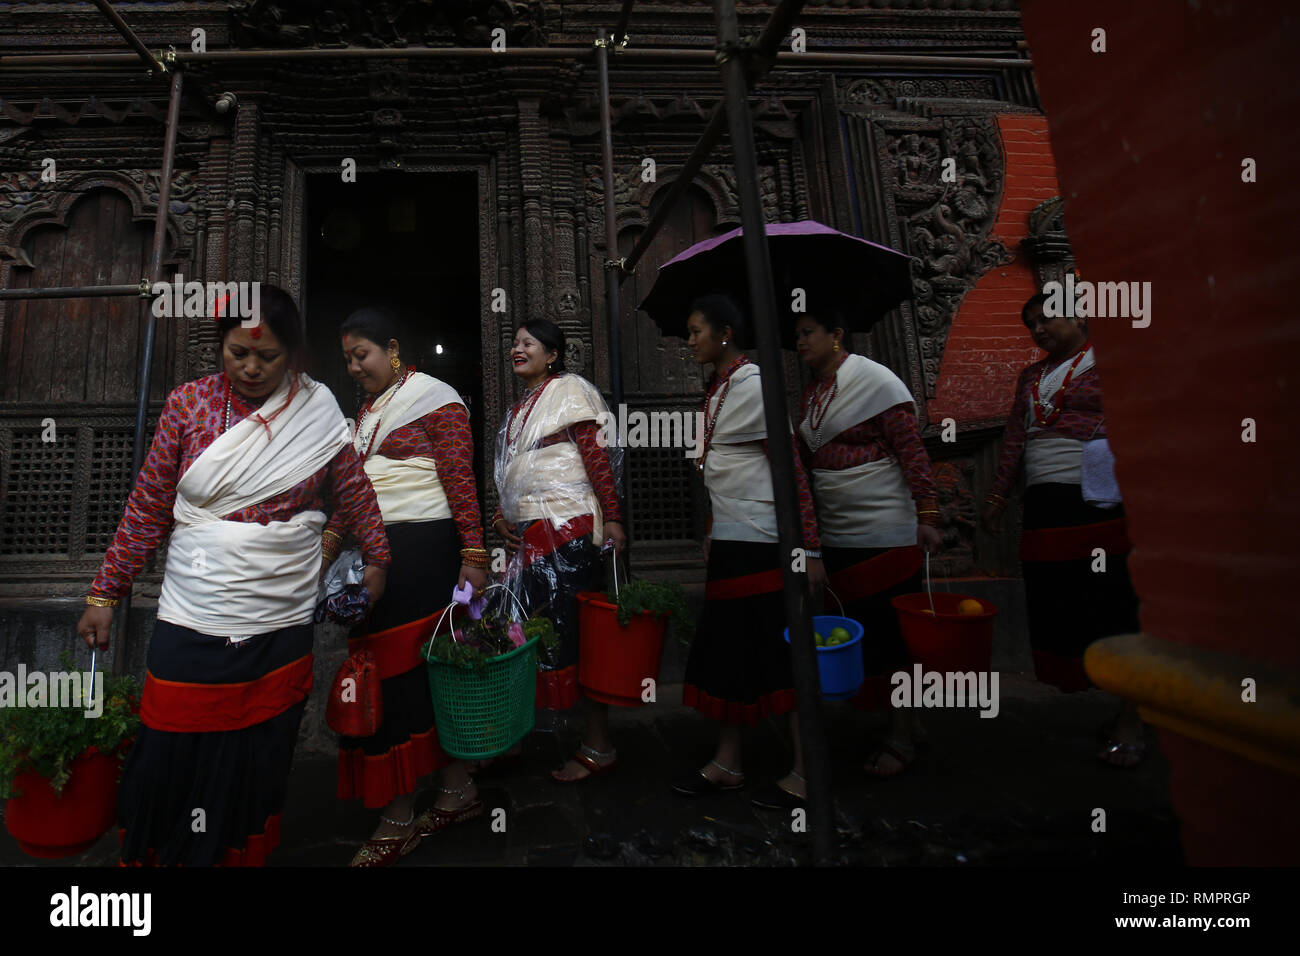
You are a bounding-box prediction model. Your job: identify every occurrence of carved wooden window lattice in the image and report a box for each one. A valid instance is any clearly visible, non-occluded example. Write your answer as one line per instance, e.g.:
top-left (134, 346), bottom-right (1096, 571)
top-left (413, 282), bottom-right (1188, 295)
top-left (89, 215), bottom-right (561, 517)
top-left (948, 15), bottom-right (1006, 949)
top-left (622, 401), bottom-right (706, 546)
top-left (0, 411), bottom-right (157, 566)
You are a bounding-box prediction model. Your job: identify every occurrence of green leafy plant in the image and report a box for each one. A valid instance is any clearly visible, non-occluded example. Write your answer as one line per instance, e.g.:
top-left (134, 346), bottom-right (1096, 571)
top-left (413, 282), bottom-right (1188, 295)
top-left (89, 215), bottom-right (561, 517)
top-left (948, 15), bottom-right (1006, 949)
top-left (424, 613), bottom-right (558, 673)
top-left (0, 652), bottom-right (141, 800)
top-left (605, 579), bottom-right (695, 642)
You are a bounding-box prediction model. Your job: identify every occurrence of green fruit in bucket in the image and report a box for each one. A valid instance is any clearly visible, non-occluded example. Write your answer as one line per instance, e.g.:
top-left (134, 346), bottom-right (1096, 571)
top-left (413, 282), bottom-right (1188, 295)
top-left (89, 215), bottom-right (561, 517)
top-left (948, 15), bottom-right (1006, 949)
top-left (830, 627), bottom-right (850, 644)
top-left (814, 631), bottom-right (826, 646)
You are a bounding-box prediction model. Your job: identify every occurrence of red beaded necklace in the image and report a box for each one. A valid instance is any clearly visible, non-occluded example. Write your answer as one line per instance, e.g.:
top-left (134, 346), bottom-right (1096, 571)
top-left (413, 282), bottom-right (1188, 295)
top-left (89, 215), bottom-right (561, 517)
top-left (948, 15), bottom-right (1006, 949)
top-left (807, 353), bottom-right (847, 441)
top-left (698, 355), bottom-right (750, 474)
top-left (507, 374), bottom-right (556, 447)
top-left (1032, 343), bottom-right (1091, 427)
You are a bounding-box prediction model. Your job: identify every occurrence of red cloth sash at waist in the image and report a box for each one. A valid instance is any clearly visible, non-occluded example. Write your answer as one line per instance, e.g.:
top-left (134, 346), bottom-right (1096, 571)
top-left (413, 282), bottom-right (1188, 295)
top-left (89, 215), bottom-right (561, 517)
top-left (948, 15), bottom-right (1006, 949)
top-left (827, 545), bottom-right (923, 604)
top-left (349, 611), bottom-right (442, 681)
top-left (1020, 517), bottom-right (1131, 563)
top-left (141, 654), bottom-right (314, 733)
top-left (705, 567), bottom-right (785, 601)
top-left (521, 514), bottom-right (595, 569)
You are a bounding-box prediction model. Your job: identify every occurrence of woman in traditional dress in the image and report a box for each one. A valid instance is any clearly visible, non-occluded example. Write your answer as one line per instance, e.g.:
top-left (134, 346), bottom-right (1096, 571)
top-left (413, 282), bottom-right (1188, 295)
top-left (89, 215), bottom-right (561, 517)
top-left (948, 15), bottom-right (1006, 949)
top-left (76, 285), bottom-right (390, 866)
top-left (492, 318), bottom-right (626, 782)
top-left (981, 291), bottom-right (1144, 765)
top-left (787, 309), bottom-right (943, 787)
top-left (329, 307), bottom-right (488, 866)
top-left (670, 293), bottom-right (827, 801)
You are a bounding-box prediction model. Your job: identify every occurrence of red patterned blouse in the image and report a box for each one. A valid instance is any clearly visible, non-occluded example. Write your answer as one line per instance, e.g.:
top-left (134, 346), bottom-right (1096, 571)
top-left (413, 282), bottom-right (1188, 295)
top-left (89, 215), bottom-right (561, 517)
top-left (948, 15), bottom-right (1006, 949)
top-left (989, 357), bottom-right (1107, 500)
top-left (796, 389), bottom-right (940, 527)
top-left (325, 403), bottom-right (486, 552)
top-left (89, 373), bottom-right (390, 601)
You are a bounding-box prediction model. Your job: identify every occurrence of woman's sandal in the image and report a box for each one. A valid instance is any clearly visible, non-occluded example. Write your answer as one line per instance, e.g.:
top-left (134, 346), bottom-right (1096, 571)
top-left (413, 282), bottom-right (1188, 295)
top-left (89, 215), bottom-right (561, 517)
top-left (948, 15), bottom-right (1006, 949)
top-left (750, 772), bottom-right (806, 810)
top-left (865, 740), bottom-right (915, 778)
top-left (349, 814), bottom-right (421, 867)
top-left (1098, 738), bottom-right (1146, 768)
top-left (551, 744), bottom-right (618, 783)
top-left (671, 759), bottom-right (746, 796)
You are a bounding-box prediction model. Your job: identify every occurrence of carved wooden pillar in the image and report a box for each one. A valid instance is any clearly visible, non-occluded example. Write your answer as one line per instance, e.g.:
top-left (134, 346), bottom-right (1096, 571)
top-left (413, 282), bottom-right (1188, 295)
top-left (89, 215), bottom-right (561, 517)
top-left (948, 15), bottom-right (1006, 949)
top-left (229, 101), bottom-right (261, 279)
top-left (517, 98), bottom-right (549, 324)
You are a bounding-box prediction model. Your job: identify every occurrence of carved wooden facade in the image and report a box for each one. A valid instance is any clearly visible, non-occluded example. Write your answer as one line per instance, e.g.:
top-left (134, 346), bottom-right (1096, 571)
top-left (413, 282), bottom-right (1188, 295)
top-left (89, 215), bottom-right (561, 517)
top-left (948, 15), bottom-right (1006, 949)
top-left (0, 0), bottom-right (1047, 590)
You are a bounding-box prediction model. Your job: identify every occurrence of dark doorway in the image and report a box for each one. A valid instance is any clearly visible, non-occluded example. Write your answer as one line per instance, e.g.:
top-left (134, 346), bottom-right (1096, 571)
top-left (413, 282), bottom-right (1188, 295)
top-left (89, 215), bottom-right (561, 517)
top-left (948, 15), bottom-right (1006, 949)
top-left (303, 170), bottom-right (482, 456)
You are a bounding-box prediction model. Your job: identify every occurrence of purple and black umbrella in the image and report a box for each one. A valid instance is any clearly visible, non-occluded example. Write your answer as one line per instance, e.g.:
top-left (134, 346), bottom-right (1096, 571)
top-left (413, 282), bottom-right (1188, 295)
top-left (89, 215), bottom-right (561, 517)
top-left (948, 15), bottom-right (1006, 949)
top-left (637, 219), bottom-right (913, 347)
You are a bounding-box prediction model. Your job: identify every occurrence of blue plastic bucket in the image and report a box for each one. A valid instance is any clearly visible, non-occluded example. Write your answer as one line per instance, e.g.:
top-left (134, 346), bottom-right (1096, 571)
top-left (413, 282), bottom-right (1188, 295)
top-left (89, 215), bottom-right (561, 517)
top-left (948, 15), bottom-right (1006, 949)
top-left (784, 614), bottom-right (866, 701)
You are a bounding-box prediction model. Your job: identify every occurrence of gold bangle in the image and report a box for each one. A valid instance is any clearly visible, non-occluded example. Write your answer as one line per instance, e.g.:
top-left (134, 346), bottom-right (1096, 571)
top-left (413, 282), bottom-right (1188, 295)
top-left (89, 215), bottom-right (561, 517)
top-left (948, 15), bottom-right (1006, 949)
top-left (322, 529), bottom-right (343, 542)
top-left (986, 494), bottom-right (1008, 505)
top-left (85, 595), bottom-right (120, 608)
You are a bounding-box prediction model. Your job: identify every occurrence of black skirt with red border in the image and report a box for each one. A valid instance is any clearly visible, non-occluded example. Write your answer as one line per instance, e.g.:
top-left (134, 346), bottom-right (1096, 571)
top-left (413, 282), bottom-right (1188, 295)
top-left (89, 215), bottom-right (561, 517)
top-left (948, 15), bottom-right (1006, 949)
top-left (337, 519), bottom-right (457, 808)
top-left (513, 516), bottom-right (604, 711)
top-left (117, 619), bottom-right (313, 867)
top-left (683, 539), bottom-right (796, 725)
top-left (1021, 482), bottom-right (1140, 692)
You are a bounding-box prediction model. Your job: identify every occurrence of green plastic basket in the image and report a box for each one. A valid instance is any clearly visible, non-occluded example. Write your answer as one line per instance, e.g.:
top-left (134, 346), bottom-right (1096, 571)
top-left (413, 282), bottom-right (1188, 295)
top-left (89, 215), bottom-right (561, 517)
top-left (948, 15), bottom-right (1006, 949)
top-left (421, 633), bottom-right (539, 761)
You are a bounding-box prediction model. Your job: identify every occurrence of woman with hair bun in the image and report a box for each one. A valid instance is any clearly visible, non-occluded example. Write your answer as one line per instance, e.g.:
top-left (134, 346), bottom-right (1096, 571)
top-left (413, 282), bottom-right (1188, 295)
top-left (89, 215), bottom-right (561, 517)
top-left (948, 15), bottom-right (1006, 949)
top-left (492, 318), bottom-right (626, 783)
top-left (77, 284), bottom-right (390, 866)
top-left (330, 306), bottom-right (489, 866)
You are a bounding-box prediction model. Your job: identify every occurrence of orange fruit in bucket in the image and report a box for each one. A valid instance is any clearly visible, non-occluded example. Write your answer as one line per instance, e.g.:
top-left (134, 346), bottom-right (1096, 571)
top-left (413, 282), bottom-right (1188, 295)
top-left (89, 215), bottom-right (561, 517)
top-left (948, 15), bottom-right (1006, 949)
top-left (919, 609), bottom-right (935, 616)
top-left (957, 599), bottom-right (984, 616)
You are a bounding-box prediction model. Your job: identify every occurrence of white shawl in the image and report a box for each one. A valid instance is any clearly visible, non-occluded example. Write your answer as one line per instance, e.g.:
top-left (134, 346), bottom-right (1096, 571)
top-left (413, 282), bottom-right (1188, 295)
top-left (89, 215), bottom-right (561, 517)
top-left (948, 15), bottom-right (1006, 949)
top-left (704, 364), bottom-right (781, 542)
top-left (798, 353), bottom-right (915, 453)
top-left (356, 372), bottom-right (464, 524)
top-left (496, 374), bottom-right (609, 545)
top-left (156, 374), bottom-right (353, 637)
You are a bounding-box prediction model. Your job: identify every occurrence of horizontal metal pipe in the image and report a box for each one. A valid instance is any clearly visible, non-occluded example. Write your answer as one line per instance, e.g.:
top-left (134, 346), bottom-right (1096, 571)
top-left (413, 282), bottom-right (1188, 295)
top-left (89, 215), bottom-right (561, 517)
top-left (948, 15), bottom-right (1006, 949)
top-left (0, 284), bottom-right (144, 301)
top-left (0, 47), bottom-right (1032, 70)
top-left (90, 0), bottom-right (163, 73)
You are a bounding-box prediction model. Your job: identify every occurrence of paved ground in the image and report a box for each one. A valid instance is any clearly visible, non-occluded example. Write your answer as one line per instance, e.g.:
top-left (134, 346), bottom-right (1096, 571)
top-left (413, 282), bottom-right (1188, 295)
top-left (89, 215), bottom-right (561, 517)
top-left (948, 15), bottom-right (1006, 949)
top-left (1, 673), bottom-right (1181, 867)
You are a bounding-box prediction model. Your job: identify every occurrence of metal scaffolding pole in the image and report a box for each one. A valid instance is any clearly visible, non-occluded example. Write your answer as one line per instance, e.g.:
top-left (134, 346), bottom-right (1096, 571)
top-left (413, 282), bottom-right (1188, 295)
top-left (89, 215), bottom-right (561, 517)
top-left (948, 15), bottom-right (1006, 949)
top-left (90, 0), bottom-right (166, 74)
top-left (714, 0), bottom-right (834, 865)
top-left (596, 31), bottom-right (629, 520)
top-left (0, 283), bottom-right (145, 301)
top-left (613, 0), bottom-right (638, 43)
top-left (111, 67), bottom-right (183, 675)
top-left (620, 0), bottom-right (810, 277)
top-left (0, 48), bottom-right (1033, 70)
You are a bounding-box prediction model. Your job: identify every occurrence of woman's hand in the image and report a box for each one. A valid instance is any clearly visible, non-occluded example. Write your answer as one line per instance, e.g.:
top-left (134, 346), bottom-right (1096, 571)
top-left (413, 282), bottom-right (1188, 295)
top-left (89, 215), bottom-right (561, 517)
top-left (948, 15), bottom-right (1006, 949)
top-left (807, 557), bottom-right (828, 595)
top-left (918, 524), bottom-right (944, 555)
top-left (77, 606), bottom-right (114, 650)
top-left (603, 521), bottom-right (627, 553)
top-left (981, 501), bottom-right (1006, 536)
top-left (494, 518), bottom-right (522, 555)
top-left (458, 564), bottom-right (488, 594)
top-left (363, 565), bottom-right (387, 609)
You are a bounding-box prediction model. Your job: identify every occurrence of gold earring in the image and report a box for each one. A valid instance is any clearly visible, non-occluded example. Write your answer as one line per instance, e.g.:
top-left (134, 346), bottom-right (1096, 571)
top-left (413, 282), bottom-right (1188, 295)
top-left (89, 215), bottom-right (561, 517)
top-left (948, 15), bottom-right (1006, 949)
top-left (833, 341), bottom-right (840, 352)
top-left (390, 354), bottom-right (400, 372)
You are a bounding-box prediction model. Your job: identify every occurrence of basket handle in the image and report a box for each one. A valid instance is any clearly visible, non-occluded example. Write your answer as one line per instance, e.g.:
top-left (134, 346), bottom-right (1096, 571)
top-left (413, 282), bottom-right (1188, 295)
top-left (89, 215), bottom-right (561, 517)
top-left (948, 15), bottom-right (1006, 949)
top-left (823, 586), bottom-right (845, 617)
top-left (484, 583), bottom-right (528, 620)
top-left (924, 552), bottom-right (938, 616)
top-left (431, 600), bottom-right (461, 645)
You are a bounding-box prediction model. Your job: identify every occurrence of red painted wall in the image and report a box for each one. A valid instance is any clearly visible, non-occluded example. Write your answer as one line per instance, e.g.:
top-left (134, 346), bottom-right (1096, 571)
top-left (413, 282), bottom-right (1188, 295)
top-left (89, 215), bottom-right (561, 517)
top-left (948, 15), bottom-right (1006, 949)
top-left (1018, 0), bottom-right (1300, 865)
top-left (929, 115), bottom-right (1061, 424)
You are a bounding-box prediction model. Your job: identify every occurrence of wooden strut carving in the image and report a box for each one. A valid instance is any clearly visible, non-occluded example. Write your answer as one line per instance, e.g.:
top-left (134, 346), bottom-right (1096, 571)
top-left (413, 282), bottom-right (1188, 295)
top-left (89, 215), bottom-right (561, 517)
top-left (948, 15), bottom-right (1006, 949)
top-left (227, 0), bottom-right (549, 49)
top-left (878, 115), bottom-right (1014, 399)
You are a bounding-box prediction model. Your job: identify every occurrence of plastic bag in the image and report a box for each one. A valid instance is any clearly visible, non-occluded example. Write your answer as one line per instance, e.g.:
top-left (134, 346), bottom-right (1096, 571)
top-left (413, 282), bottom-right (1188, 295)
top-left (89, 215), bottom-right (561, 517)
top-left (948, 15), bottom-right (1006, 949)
top-left (493, 373), bottom-right (621, 672)
top-left (315, 548), bottom-right (369, 625)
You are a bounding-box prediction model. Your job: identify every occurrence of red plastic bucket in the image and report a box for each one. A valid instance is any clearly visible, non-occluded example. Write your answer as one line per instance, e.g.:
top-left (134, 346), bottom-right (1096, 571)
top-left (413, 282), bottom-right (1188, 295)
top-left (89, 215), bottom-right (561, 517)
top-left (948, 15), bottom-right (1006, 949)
top-left (891, 592), bottom-right (997, 673)
top-left (576, 591), bottom-right (668, 707)
top-left (4, 746), bottom-right (122, 859)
